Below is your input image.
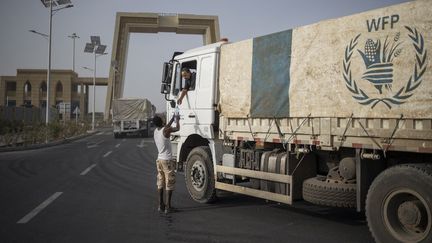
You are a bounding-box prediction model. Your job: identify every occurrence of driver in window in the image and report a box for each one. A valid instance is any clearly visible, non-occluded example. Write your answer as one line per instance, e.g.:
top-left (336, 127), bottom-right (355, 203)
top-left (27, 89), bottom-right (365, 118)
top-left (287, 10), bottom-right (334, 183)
top-left (177, 68), bottom-right (195, 105)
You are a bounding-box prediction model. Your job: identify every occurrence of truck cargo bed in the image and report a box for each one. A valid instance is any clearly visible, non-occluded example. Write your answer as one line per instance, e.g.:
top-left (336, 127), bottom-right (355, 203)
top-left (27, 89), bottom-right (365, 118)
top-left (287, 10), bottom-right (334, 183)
top-left (220, 116), bottom-right (432, 153)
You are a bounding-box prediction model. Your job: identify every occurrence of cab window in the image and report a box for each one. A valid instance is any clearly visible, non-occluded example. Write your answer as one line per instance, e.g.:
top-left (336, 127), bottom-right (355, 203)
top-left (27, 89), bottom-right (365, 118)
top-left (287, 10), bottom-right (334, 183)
top-left (180, 60), bottom-right (197, 91)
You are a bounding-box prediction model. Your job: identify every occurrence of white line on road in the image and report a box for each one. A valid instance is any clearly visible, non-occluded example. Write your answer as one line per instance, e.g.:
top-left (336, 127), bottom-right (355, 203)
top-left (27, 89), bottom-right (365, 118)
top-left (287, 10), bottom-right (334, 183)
top-left (17, 192), bottom-right (63, 224)
top-left (137, 139), bottom-right (146, 148)
top-left (96, 132), bottom-right (104, 135)
top-left (103, 151), bottom-right (112, 157)
top-left (87, 140), bottom-right (105, 149)
top-left (115, 143), bottom-right (121, 148)
top-left (80, 164), bottom-right (97, 175)
top-left (122, 139), bottom-right (126, 142)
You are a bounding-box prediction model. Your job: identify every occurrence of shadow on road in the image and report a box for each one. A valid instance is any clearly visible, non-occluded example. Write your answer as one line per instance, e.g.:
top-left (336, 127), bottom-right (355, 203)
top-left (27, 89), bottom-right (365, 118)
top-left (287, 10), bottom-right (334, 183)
top-left (174, 190), bottom-right (366, 226)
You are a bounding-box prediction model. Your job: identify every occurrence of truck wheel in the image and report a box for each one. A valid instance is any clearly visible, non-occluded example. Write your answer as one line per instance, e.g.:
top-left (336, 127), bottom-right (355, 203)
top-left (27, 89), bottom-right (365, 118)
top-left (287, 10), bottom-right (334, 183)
top-left (185, 146), bottom-right (217, 203)
top-left (302, 176), bottom-right (356, 208)
top-left (366, 164), bottom-right (432, 243)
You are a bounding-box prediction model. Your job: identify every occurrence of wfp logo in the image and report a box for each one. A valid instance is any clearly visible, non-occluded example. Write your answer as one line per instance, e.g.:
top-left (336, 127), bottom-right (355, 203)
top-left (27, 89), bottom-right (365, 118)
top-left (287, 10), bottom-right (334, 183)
top-left (343, 17), bottom-right (427, 109)
top-left (358, 33), bottom-right (402, 94)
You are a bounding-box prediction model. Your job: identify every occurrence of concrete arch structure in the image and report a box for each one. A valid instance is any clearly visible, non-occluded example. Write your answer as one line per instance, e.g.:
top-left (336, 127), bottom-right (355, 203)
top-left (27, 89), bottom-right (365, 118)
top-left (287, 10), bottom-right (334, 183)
top-left (104, 12), bottom-right (220, 120)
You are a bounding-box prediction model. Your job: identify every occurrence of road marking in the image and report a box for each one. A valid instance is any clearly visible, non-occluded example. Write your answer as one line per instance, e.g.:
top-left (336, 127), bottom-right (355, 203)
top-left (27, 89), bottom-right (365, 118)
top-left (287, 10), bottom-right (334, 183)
top-left (137, 139), bottom-right (146, 148)
top-left (122, 139), bottom-right (126, 142)
top-left (87, 140), bottom-right (104, 149)
top-left (96, 132), bottom-right (104, 135)
top-left (17, 192), bottom-right (63, 224)
top-left (103, 151), bottom-right (112, 157)
top-left (115, 143), bottom-right (121, 148)
top-left (80, 164), bottom-right (97, 175)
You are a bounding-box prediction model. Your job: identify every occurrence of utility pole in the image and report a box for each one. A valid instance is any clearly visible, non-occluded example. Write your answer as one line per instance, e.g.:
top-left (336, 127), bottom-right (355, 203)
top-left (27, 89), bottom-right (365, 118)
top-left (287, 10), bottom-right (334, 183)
top-left (68, 33), bottom-right (80, 72)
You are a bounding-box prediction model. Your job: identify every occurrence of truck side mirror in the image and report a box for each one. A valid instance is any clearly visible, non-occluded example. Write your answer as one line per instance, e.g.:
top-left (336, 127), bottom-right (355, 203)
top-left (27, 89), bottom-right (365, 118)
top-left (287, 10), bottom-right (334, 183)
top-left (161, 62), bottom-right (172, 83)
top-left (160, 83), bottom-right (170, 94)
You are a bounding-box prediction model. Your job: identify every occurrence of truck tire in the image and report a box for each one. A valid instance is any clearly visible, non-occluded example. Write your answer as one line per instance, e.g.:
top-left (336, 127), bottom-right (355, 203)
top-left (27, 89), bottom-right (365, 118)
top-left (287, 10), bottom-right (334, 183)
top-left (302, 176), bottom-right (356, 208)
top-left (366, 164), bottom-right (432, 243)
top-left (185, 146), bottom-right (217, 203)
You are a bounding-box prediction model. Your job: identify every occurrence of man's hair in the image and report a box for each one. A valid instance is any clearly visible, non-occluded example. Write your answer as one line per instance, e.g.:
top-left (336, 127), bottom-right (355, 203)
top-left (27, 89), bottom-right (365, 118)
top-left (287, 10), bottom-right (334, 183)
top-left (181, 67), bottom-right (191, 73)
top-left (152, 116), bottom-right (163, 128)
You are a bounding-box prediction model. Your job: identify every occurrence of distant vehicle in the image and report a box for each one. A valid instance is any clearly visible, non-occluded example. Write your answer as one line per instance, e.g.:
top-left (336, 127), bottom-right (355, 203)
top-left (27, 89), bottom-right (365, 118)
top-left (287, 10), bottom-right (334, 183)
top-left (112, 98), bottom-right (155, 138)
top-left (159, 1), bottom-right (432, 242)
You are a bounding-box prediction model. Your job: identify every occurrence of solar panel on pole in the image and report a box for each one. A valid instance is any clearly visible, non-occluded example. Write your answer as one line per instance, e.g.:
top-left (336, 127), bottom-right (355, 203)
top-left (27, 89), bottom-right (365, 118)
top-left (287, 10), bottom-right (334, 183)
top-left (91, 36), bottom-right (101, 46)
top-left (95, 45), bottom-right (107, 54)
top-left (38, 0), bottom-right (73, 125)
top-left (57, 0), bottom-right (72, 5)
top-left (84, 43), bottom-right (95, 53)
top-left (40, 0), bottom-right (57, 8)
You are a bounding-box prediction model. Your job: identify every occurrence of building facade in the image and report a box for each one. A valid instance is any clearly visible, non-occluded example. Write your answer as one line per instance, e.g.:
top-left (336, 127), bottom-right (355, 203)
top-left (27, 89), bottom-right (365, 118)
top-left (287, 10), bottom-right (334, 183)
top-left (0, 69), bottom-right (107, 120)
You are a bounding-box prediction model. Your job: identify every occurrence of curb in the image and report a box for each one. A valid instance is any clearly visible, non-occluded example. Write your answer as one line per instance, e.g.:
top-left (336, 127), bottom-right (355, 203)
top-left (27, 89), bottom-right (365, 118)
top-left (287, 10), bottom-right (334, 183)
top-left (0, 131), bottom-right (97, 153)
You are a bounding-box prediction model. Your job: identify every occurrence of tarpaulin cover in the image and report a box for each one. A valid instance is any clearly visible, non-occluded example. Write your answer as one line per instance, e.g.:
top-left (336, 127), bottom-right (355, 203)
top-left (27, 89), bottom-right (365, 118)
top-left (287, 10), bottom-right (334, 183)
top-left (112, 98), bottom-right (153, 121)
top-left (251, 30), bottom-right (292, 117)
top-left (219, 0), bottom-right (432, 119)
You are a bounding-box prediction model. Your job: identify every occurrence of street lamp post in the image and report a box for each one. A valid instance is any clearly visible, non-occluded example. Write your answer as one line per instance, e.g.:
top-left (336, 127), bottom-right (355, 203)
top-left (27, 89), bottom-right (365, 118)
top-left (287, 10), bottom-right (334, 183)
top-left (82, 66), bottom-right (95, 130)
top-left (47, 0), bottom-right (53, 125)
top-left (29, 30), bottom-right (49, 39)
top-left (38, 0), bottom-right (73, 125)
top-left (111, 60), bottom-right (119, 110)
top-left (68, 33), bottom-right (80, 72)
top-left (83, 37), bottom-right (107, 131)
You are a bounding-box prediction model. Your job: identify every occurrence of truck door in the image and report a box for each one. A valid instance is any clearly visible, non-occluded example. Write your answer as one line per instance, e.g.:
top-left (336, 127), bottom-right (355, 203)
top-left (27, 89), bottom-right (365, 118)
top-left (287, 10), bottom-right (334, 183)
top-left (195, 54), bottom-right (216, 125)
top-left (175, 55), bottom-right (216, 138)
top-left (176, 60), bottom-right (198, 128)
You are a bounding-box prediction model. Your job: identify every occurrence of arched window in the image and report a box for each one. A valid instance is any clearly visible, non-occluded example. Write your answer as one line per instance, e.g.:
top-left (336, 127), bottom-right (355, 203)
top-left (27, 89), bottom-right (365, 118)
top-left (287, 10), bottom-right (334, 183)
top-left (24, 81), bottom-right (32, 93)
top-left (23, 81), bottom-right (32, 106)
top-left (56, 81), bottom-right (63, 92)
top-left (40, 81), bottom-right (47, 107)
top-left (56, 81), bottom-right (63, 99)
top-left (40, 81), bottom-right (47, 92)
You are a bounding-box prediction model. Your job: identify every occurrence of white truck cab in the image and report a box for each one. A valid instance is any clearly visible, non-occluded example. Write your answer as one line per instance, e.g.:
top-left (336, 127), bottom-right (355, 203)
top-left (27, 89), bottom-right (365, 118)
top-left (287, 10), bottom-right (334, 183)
top-left (161, 42), bottom-right (225, 168)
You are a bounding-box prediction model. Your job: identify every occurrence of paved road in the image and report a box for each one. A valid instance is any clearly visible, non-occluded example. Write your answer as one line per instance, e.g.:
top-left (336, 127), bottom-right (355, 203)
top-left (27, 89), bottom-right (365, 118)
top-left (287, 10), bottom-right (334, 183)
top-left (0, 130), bottom-right (374, 243)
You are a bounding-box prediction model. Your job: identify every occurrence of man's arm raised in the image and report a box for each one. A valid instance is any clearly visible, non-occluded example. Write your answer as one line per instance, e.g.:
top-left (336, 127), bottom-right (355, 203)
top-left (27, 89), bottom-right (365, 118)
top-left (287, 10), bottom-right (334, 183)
top-left (163, 115), bottom-right (180, 138)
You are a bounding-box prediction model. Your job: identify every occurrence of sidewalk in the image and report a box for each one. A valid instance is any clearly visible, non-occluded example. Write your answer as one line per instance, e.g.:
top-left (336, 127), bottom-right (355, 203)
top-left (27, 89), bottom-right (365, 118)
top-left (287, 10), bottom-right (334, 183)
top-left (0, 130), bottom-right (97, 153)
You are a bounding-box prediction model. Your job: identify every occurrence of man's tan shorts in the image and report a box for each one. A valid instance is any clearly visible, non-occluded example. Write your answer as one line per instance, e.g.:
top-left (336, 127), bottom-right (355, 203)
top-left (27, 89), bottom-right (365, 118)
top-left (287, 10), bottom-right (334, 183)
top-left (156, 159), bottom-right (176, 190)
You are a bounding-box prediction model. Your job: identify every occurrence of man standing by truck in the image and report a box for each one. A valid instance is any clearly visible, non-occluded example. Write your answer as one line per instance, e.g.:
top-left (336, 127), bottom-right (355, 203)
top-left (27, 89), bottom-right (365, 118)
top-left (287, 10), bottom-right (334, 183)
top-left (152, 114), bottom-right (179, 214)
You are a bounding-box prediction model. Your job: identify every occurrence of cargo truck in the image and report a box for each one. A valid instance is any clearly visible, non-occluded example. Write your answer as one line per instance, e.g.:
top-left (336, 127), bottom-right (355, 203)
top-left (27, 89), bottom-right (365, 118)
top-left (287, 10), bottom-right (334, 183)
top-left (159, 1), bottom-right (431, 242)
top-left (112, 98), bottom-right (155, 138)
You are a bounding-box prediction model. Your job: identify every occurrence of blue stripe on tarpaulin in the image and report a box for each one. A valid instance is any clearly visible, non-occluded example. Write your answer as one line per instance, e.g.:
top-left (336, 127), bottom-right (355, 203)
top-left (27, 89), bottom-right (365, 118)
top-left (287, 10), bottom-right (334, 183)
top-left (251, 29), bottom-right (292, 118)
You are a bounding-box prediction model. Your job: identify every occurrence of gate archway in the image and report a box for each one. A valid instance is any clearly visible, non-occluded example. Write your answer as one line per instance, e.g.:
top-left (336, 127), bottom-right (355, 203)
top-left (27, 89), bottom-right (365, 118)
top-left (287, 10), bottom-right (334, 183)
top-left (104, 12), bottom-right (220, 119)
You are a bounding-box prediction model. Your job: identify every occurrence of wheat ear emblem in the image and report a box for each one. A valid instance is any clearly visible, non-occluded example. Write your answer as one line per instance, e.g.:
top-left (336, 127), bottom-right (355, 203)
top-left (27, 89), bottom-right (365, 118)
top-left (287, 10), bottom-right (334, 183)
top-left (343, 26), bottom-right (427, 109)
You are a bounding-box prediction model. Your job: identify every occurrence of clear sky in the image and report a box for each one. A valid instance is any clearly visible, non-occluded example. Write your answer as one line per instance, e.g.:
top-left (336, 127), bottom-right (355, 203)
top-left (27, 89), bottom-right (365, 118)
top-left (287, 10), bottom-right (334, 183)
top-left (0, 0), bottom-right (409, 113)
